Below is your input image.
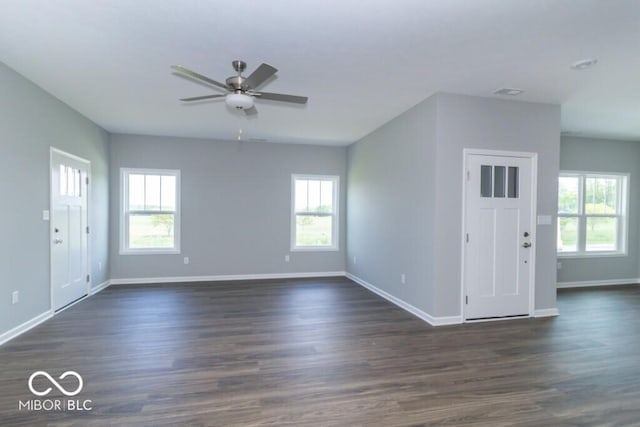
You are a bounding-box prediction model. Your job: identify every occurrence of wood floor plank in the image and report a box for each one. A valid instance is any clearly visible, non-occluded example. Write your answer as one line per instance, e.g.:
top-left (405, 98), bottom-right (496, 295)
top-left (1, 279), bottom-right (640, 425)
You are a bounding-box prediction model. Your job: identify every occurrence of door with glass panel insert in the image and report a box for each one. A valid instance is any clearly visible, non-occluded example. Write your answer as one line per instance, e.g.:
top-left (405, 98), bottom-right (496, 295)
top-left (51, 149), bottom-right (89, 311)
top-left (463, 151), bottom-right (535, 320)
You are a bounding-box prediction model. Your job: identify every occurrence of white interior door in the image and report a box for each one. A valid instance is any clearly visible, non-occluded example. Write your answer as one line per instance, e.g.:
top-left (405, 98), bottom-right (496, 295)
top-left (463, 151), bottom-right (535, 320)
top-left (51, 149), bottom-right (89, 311)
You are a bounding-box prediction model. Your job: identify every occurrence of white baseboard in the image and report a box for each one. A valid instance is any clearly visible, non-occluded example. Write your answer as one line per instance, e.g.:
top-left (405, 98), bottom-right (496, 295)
top-left (345, 273), bottom-right (462, 326)
top-left (89, 280), bottom-right (111, 295)
top-left (429, 314), bottom-right (463, 326)
top-left (110, 271), bottom-right (347, 286)
top-left (557, 278), bottom-right (640, 289)
top-left (0, 310), bottom-right (53, 346)
top-left (534, 308), bottom-right (560, 317)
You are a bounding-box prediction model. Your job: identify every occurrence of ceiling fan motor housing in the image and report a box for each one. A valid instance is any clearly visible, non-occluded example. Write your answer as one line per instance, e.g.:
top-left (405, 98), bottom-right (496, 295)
top-left (226, 75), bottom-right (248, 91)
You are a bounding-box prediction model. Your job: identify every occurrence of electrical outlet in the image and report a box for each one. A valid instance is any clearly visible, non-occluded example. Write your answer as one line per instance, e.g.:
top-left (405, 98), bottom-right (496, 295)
top-left (353, 256), bottom-right (357, 265)
top-left (284, 255), bottom-right (290, 262)
top-left (12, 291), bottom-right (19, 304)
top-left (98, 261), bottom-right (102, 271)
top-left (184, 257), bottom-right (190, 265)
top-left (401, 274), bottom-right (406, 284)
top-left (42, 210), bottom-right (50, 221)
top-left (557, 262), bottom-right (562, 270)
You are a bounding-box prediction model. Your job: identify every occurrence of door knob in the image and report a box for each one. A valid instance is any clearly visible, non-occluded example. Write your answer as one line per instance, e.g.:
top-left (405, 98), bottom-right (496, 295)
top-left (54, 238), bottom-right (63, 244)
top-left (522, 242), bottom-right (532, 248)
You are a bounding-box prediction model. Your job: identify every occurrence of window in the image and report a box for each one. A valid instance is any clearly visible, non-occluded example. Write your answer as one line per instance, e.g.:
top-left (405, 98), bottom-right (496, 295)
top-left (557, 172), bottom-right (628, 256)
top-left (292, 174), bottom-right (339, 251)
top-left (480, 164), bottom-right (519, 198)
top-left (59, 164), bottom-right (82, 197)
top-left (120, 168), bottom-right (180, 254)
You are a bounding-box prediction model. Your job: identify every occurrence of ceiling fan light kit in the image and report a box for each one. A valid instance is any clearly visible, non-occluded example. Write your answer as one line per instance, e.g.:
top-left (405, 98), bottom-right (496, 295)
top-left (226, 93), bottom-right (254, 110)
top-left (172, 60), bottom-right (308, 116)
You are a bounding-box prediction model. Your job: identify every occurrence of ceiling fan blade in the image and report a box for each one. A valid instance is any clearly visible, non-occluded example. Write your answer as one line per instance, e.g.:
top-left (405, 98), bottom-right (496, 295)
top-left (179, 94), bottom-right (226, 102)
top-left (171, 65), bottom-right (228, 91)
top-left (254, 91), bottom-right (308, 104)
top-left (245, 63), bottom-right (277, 90)
top-left (243, 106), bottom-right (258, 116)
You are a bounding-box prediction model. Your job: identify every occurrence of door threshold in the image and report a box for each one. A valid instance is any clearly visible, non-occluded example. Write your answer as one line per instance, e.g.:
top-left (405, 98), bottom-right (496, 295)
top-left (465, 314), bottom-right (529, 323)
top-left (55, 294), bottom-right (88, 313)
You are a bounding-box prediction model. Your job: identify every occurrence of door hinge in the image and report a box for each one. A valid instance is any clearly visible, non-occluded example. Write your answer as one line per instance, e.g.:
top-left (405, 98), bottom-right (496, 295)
top-left (466, 233), bottom-right (469, 243)
top-left (465, 295), bottom-right (469, 305)
top-left (86, 177), bottom-right (89, 185)
top-left (86, 226), bottom-right (90, 234)
top-left (86, 274), bottom-right (90, 283)
top-left (466, 170), bottom-right (470, 181)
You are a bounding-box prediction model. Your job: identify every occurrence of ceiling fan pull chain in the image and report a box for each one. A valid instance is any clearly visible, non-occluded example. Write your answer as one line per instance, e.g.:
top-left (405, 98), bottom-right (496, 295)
top-left (237, 115), bottom-right (243, 141)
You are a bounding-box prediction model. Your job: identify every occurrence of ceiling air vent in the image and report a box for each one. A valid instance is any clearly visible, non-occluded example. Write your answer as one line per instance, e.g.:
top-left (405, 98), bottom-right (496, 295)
top-left (493, 88), bottom-right (524, 96)
top-left (571, 58), bottom-right (598, 70)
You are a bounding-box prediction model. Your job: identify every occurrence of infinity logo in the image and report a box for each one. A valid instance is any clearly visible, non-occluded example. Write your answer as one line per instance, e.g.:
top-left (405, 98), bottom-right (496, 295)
top-left (28, 371), bottom-right (83, 397)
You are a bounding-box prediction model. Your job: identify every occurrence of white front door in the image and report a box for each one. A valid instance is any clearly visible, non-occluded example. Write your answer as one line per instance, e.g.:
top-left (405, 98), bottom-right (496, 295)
top-left (463, 151), bottom-right (536, 320)
top-left (51, 149), bottom-right (89, 311)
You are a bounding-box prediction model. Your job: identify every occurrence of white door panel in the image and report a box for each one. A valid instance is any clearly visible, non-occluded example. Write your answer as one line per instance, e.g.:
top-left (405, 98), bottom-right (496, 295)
top-left (68, 204), bottom-right (84, 284)
top-left (52, 207), bottom-right (69, 290)
top-left (464, 152), bottom-right (535, 320)
top-left (51, 149), bottom-right (89, 311)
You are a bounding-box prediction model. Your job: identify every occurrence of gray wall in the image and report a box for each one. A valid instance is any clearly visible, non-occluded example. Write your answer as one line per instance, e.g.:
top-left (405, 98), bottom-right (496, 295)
top-left (558, 136), bottom-right (640, 283)
top-left (347, 92), bottom-right (560, 319)
top-left (109, 134), bottom-right (346, 279)
top-left (347, 97), bottom-right (438, 315)
top-left (434, 93), bottom-right (561, 316)
top-left (0, 62), bottom-right (109, 336)
top-left (0, 59), bottom-right (565, 339)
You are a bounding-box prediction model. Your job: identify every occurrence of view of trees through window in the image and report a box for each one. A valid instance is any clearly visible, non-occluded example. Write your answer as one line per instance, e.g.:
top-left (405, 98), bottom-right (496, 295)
top-left (558, 173), bottom-right (625, 254)
top-left (129, 213), bottom-right (174, 249)
top-left (293, 176), bottom-right (337, 248)
top-left (123, 170), bottom-right (178, 251)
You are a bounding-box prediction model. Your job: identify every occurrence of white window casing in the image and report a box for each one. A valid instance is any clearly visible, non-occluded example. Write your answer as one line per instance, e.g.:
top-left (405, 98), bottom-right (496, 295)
top-left (120, 168), bottom-right (181, 255)
top-left (557, 171), bottom-right (628, 258)
top-left (291, 174), bottom-right (339, 251)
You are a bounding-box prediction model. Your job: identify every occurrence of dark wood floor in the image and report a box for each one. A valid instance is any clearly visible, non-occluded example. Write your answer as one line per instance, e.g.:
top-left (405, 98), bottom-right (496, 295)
top-left (1, 278), bottom-right (640, 426)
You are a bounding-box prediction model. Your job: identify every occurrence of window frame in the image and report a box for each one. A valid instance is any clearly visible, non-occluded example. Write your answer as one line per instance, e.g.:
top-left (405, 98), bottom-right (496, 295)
top-left (291, 174), bottom-right (340, 252)
top-left (557, 170), bottom-right (629, 258)
top-left (120, 168), bottom-right (181, 255)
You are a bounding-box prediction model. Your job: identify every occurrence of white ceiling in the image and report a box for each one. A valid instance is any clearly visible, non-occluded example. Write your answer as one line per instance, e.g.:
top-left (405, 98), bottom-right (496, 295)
top-left (1, 0), bottom-right (639, 146)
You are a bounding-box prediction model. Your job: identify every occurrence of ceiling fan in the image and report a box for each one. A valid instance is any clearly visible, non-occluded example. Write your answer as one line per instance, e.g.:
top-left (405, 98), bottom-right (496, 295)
top-left (171, 60), bottom-right (308, 116)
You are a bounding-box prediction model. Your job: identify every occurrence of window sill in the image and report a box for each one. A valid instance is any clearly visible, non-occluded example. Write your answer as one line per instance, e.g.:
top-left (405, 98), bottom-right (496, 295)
top-left (291, 246), bottom-right (340, 252)
top-left (120, 248), bottom-right (181, 256)
top-left (557, 251), bottom-right (627, 259)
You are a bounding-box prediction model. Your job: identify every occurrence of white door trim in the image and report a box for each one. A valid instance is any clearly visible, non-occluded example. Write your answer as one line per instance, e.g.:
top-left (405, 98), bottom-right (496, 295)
top-left (460, 148), bottom-right (538, 321)
top-left (50, 147), bottom-right (92, 311)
